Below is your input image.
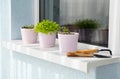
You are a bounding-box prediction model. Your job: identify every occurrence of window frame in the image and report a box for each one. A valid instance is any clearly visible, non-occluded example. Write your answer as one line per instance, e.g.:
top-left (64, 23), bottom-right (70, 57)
top-left (108, 0), bottom-right (120, 56)
top-left (34, 0), bottom-right (120, 55)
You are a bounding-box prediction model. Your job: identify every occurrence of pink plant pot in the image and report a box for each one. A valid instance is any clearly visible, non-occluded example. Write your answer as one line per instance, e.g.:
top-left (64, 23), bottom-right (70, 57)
top-left (58, 32), bottom-right (79, 53)
top-left (21, 28), bottom-right (37, 44)
top-left (38, 33), bottom-right (56, 48)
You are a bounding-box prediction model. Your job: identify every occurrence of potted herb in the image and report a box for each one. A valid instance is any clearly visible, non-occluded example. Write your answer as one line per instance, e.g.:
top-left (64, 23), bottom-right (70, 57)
top-left (21, 25), bottom-right (37, 44)
top-left (58, 27), bottom-right (79, 53)
top-left (61, 24), bottom-right (79, 32)
top-left (34, 20), bottom-right (59, 48)
top-left (74, 19), bottom-right (99, 42)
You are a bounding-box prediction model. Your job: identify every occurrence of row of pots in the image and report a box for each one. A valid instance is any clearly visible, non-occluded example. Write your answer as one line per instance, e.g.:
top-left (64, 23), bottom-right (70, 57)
top-left (21, 28), bottom-right (79, 53)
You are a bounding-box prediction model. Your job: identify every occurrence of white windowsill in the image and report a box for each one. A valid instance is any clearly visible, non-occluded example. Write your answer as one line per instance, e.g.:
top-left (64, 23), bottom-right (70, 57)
top-left (3, 40), bottom-right (120, 73)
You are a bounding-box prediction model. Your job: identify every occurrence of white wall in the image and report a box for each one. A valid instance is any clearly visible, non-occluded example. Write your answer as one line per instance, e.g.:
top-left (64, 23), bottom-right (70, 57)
top-left (0, 0), bottom-right (35, 79)
top-left (0, 0), bottom-right (11, 78)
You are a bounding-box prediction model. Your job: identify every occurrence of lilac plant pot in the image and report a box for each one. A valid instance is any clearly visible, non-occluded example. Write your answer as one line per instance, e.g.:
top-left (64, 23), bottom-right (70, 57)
top-left (21, 28), bottom-right (37, 44)
top-left (38, 33), bottom-right (56, 48)
top-left (58, 32), bottom-right (79, 53)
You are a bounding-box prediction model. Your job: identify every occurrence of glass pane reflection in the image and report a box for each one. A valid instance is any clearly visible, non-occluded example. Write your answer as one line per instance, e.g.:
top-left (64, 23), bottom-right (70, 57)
top-left (39, 0), bottom-right (109, 47)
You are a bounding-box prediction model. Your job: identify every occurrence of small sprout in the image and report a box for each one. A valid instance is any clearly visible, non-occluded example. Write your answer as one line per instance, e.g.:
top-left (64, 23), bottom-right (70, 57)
top-left (59, 26), bottom-right (71, 34)
top-left (22, 25), bottom-right (34, 29)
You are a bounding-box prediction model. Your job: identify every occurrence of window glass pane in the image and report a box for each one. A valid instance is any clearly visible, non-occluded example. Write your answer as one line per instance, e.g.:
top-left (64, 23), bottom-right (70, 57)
top-left (39, 0), bottom-right (109, 47)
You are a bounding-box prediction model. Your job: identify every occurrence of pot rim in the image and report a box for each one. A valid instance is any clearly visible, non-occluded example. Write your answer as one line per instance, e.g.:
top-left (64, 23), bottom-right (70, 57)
top-left (21, 27), bottom-right (34, 29)
top-left (58, 32), bottom-right (79, 35)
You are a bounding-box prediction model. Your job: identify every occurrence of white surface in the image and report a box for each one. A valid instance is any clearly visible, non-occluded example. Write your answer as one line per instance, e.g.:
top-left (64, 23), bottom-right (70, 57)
top-left (3, 40), bottom-right (120, 73)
